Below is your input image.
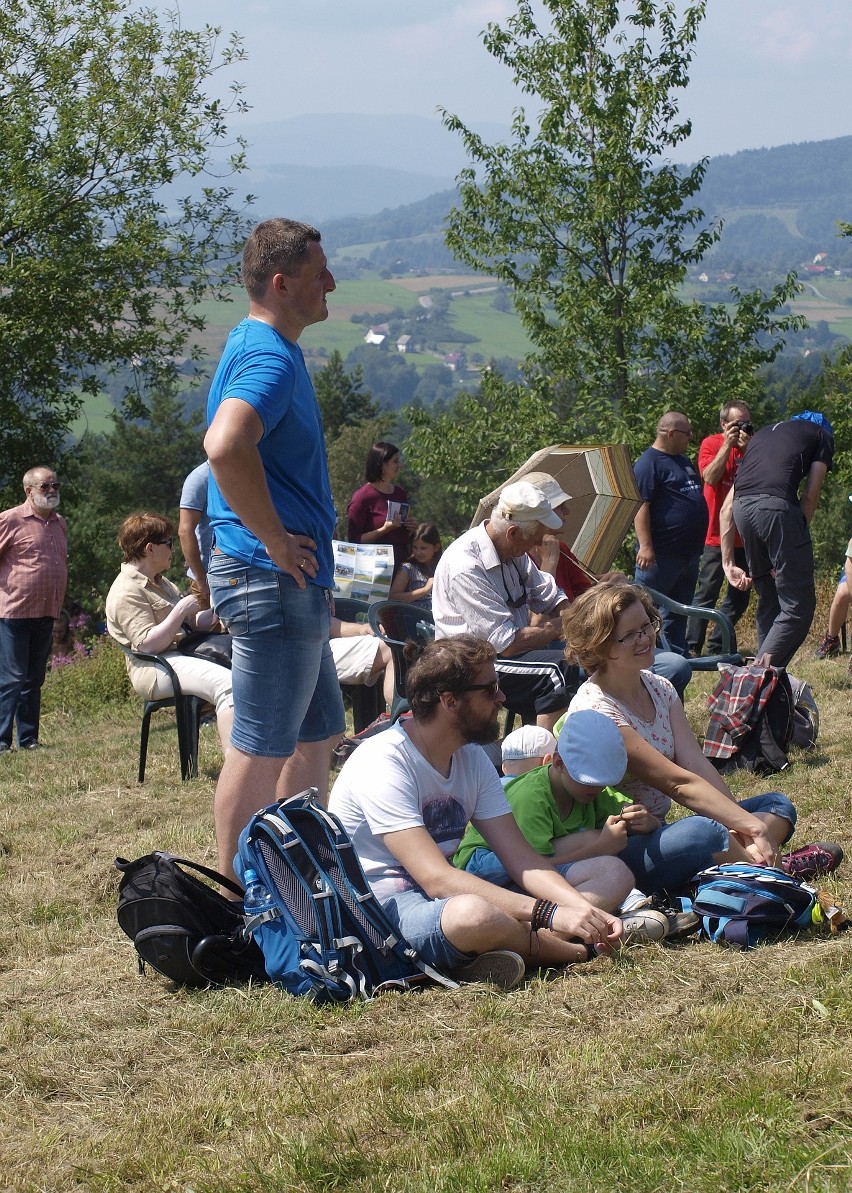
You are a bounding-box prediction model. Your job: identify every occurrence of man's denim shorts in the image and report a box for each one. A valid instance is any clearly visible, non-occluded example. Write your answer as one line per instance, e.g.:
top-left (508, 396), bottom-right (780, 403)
top-left (380, 889), bottom-right (474, 972)
top-left (208, 553), bottom-right (344, 757)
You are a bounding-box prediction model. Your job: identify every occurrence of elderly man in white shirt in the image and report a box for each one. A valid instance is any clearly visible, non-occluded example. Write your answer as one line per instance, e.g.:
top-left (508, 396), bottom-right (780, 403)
top-left (432, 481), bottom-right (576, 729)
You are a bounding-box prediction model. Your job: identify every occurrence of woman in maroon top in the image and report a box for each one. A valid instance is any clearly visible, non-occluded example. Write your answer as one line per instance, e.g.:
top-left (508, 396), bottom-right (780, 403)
top-left (346, 441), bottom-right (416, 570)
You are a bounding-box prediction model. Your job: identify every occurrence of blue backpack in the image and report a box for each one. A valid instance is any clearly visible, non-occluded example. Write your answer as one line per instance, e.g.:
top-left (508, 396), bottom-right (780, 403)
top-left (236, 790), bottom-right (457, 1002)
top-left (685, 863), bottom-right (817, 949)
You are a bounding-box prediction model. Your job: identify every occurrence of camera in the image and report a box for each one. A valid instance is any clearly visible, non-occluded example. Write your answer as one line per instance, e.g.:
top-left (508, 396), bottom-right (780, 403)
top-left (734, 420), bottom-right (754, 435)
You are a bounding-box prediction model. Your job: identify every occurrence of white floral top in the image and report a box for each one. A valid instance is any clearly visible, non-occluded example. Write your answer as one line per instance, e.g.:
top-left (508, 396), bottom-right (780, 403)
top-left (568, 671), bottom-right (678, 819)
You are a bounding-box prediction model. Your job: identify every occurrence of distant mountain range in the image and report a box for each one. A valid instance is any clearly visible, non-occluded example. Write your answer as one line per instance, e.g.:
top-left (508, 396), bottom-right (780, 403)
top-left (238, 112), bottom-right (506, 222)
top-left (220, 115), bottom-right (852, 272)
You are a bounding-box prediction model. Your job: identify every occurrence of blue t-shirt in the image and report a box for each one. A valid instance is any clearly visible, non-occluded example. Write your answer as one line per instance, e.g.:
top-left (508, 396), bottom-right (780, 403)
top-left (206, 318), bottom-right (336, 588)
top-left (633, 447), bottom-right (708, 556)
top-left (179, 461), bottom-right (213, 578)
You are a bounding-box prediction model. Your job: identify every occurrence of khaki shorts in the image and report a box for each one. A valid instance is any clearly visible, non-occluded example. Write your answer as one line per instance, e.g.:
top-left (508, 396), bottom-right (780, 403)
top-left (330, 636), bottom-right (382, 686)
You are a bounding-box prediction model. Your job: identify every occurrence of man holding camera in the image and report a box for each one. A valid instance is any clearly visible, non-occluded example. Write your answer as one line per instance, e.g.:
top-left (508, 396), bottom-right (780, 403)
top-left (686, 402), bottom-right (754, 657)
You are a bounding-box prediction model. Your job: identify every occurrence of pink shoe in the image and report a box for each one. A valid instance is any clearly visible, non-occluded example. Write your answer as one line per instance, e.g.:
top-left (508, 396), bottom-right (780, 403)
top-left (781, 842), bottom-right (843, 880)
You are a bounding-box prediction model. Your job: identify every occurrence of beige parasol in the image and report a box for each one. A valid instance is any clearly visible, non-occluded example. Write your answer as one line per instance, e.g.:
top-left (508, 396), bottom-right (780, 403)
top-left (470, 444), bottom-right (641, 575)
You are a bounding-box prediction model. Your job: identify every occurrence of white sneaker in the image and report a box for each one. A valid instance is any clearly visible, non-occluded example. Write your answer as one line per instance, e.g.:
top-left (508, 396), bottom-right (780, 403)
top-left (619, 907), bottom-right (669, 944)
top-left (452, 949), bottom-right (526, 990)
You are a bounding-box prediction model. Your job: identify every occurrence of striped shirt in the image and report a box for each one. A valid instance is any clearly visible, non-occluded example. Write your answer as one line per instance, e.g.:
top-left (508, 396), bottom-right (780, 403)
top-left (0, 501), bottom-right (67, 619)
top-left (432, 523), bottom-right (563, 653)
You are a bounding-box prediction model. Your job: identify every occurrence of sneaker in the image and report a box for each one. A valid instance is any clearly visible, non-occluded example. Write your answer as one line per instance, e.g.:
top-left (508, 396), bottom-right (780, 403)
top-left (619, 907), bottom-right (669, 943)
top-left (814, 632), bottom-right (841, 660)
top-left (452, 950), bottom-right (526, 990)
top-left (0, 743), bottom-right (10, 754)
top-left (781, 842), bottom-right (844, 880)
top-left (20, 741), bottom-right (40, 750)
top-left (647, 894), bottom-right (701, 939)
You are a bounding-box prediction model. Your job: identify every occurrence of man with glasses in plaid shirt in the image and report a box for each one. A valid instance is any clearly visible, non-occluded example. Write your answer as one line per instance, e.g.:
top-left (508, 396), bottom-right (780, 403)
top-left (0, 466), bottom-right (67, 752)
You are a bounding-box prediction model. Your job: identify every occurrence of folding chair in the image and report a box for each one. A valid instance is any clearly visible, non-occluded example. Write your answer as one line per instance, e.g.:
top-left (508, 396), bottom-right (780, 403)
top-left (640, 586), bottom-right (743, 672)
top-left (120, 648), bottom-right (204, 782)
top-left (367, 601), bottom-right (435, 721)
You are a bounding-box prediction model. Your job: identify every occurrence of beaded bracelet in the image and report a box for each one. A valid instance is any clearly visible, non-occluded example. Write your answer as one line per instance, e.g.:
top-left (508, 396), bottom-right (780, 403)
top-left (530, 898), bottom-right (558, 933)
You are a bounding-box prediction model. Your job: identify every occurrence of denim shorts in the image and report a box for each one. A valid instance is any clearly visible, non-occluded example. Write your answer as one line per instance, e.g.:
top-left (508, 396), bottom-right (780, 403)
top-left (379, 889), bottom-right (474, 972)
top-left (208, 553), bottom-right (344, 757)
top-left (463, 847), bottom-right (577, 889)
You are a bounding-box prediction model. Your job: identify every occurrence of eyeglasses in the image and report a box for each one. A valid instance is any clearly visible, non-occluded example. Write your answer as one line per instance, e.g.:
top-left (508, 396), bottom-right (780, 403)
top-left (500, 562), bottom-right (528, 610)
top-left (152, 538), bottom-right (173, 548)
top-left (456, 680), bottom-right (502, 700)
top-left (34, 482), bottom-right (60, 491)
top-left (615, 621), bottom-right (655, 647)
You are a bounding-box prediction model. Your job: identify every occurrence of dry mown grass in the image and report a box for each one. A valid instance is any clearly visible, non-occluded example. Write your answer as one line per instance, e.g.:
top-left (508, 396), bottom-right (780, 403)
top-left (1, 596), bottom-right (851, 1192)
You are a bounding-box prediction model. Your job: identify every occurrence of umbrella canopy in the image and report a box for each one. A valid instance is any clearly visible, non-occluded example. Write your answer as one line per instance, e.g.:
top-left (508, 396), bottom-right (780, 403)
top-left (470, 444), bottom-right (641, 575)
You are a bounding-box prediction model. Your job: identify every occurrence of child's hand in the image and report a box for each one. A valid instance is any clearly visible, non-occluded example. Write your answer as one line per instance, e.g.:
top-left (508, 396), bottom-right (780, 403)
top-left (598, 815), bottom-right (628, 853)
top-left (618, 804), bottom-right (661, 835)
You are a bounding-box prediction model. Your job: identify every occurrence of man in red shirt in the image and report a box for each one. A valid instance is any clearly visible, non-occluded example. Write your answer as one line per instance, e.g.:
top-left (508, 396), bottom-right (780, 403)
top-left (0, 466), bottom-right (68, 751)
top-left (685, 402), bottom-right (753, 656)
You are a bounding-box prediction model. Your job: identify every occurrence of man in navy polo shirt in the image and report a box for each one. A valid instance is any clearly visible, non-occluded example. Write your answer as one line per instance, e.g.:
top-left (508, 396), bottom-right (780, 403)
top-left (632, 412), bottom-right (709, 656)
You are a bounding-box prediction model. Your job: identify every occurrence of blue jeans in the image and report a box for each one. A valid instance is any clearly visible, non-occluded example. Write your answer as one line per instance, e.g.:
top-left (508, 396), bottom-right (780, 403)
top-left (620, 792), bottom-right (797, 894)
top-left (635, 552), bottom-right (702, 656)
top-left (0, 617), bottom-right (54, 747)
top-left (650, 649), bottom-right (692, 700)
top-left (208, 554), bottom-right (344, 758)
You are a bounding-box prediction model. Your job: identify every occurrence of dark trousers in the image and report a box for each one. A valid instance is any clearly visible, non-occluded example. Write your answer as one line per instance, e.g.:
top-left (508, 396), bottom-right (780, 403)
top-left (686, 545), bottom-right (752, 654)
top-left (634, 552), bottom-right (702, 656)
top-left (0, 617), bottom-right (55, 747)
top-left (733, 495), bottom-right (816, 668)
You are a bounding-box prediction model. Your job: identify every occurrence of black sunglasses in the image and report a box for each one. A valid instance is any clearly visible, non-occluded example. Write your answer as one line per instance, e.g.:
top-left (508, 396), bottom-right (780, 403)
top-left (457, 679), bottom-right (502, 699)
top-left (35, 482), bottom-right (60, 491)
top-left (152, 537), bottom-right (174, 548)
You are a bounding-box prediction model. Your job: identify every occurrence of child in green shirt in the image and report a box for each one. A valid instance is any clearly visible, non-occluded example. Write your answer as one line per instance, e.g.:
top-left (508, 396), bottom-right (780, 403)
top-left (455, 709), bottom-right (698, 941)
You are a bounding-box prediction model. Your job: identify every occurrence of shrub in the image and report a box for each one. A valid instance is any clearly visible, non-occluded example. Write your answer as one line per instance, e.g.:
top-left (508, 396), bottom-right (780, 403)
top-left (42, 636), bottom-right (132, 717)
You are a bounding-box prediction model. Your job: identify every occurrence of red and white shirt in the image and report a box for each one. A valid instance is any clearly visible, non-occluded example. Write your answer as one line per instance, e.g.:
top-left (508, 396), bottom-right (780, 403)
top-left (0, 501), bottom-right (67, 618)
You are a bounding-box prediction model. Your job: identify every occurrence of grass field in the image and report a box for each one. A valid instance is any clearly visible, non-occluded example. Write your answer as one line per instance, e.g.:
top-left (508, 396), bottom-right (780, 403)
top-left (70, 261), bottom-right (852, 440)
top-left (1, 586), bottom-right (851, 1192)
top-left (69, 392), bottom-right (118, 439)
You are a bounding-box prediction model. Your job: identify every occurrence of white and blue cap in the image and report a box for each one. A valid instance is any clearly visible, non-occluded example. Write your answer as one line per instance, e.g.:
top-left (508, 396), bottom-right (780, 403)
top-left (557, 710), bottom-right (628, 787)
top-left (502, 725), bottom-right (557, 763)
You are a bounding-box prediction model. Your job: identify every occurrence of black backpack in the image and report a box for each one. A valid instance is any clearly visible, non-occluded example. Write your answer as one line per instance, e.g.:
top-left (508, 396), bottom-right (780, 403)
top-left (703, 663), bottom-right (794, 777)
top-left (115, 852), bottom-right (268, 987)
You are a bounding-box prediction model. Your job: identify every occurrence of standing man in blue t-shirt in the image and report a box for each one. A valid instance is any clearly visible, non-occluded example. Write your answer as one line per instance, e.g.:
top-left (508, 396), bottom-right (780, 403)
top-left (203, 218), bottom-right (345, 882)
top-left (178, 461), bottom-right (215, 608)
top-left (632, 412), bottom-right (709, 656)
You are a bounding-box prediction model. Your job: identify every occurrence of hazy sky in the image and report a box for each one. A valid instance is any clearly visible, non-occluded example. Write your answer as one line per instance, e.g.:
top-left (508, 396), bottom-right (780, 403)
top-left (153, 0), bottom-right (852, 162)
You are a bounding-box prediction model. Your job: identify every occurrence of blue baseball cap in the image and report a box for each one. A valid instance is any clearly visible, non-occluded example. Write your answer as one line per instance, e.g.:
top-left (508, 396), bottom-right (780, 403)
top-left (557, 710), bottom-right (627, 787)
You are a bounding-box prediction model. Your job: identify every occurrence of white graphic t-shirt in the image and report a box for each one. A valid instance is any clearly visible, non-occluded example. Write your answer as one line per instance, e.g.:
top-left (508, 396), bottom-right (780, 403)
top-left (329, 723), bottom-right (510, 900)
